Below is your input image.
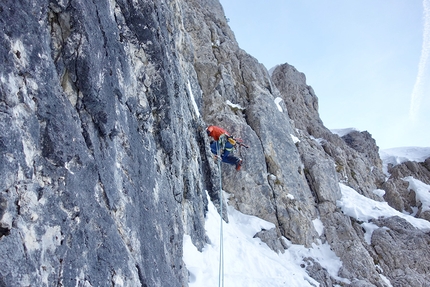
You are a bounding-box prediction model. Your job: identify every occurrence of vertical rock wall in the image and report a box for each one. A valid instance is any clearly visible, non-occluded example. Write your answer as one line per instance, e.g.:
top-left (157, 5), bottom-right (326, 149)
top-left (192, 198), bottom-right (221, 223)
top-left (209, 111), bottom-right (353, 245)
top-left (0, 0), bottom-right (210, 285)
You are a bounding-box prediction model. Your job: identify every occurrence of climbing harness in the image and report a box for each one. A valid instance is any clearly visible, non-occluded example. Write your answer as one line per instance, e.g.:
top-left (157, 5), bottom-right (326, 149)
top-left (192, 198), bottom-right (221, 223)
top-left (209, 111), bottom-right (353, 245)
top-left (216, 139), bottom-right (225, 287)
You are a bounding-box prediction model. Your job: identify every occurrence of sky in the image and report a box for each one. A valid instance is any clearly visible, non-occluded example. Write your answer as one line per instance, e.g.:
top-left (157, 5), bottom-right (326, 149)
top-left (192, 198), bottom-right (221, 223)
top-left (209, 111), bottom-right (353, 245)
top-left (183, 147), bottom-right (430, 287)
top-left (219, 0), bottom-right (430, 149)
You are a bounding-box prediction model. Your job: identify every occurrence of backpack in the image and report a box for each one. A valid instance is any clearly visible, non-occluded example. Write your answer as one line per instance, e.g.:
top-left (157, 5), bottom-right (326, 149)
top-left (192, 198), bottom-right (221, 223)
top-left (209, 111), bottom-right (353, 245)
top-left (227, 136), bottom-right (237, 146)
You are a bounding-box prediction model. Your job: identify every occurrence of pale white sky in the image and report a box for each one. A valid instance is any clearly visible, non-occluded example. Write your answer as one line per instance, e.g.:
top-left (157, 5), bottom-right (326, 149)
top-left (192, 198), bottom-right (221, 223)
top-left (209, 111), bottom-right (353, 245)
top-left (219, 0), bottom-right (430, 149)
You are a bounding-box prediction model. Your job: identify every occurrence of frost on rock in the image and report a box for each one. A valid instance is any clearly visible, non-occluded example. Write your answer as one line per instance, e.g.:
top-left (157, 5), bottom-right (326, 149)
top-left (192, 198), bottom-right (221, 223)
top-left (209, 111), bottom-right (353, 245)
top-left (226, 100), bottom-right (245, 111)
top-left (274, 97), bottom-right (283, 112)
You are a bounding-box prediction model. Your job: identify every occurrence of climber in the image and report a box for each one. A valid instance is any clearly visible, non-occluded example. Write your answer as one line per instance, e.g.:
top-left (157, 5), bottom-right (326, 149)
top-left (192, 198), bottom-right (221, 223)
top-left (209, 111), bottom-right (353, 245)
top-left (206, 125), bottom-right (243, 171)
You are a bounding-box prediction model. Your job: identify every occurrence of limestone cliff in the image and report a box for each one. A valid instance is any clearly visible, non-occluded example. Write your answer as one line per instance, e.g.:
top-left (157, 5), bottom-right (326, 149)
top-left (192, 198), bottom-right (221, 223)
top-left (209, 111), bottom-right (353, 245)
top-left (0, 0), bottom-right (429, 286)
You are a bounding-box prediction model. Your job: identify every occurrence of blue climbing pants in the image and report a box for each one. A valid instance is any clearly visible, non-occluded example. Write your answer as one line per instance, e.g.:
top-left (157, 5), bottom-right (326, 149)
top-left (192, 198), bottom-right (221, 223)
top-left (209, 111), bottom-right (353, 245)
top-left (210, 141), bottom-right (240, 166)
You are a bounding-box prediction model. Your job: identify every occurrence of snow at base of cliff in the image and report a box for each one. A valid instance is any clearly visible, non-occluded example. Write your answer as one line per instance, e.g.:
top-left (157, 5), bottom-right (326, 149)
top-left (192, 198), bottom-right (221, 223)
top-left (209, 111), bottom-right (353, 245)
top-left (183, 146), bottom-right (430, 287)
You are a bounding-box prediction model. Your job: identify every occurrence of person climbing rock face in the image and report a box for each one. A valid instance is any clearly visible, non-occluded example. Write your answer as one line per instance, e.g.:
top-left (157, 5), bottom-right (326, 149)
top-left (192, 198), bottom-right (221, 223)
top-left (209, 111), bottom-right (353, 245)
top-left (206, 125), bottom-right (242, 171)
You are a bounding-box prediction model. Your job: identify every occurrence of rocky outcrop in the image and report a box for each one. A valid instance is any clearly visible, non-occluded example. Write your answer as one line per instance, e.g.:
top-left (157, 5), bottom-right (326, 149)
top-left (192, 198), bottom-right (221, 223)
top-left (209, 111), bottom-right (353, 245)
top-left (1, 0), bottom-right (429, 286)
top-left (271, 63), bottom-right (386, 199)
top-left (271, 63), bottom-right (429, 286)
top-left (387, 159), bottom-right (430, 184)
top-left (370, 216), bottom-right (430, 286)
top-left (382, 157), bottom-right (430, 219)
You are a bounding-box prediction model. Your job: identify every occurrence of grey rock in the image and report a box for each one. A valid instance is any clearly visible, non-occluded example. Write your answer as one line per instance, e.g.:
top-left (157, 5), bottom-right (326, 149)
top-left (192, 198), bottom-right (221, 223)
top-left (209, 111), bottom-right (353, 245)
top-left (382, 158), bottom-right (430, 216)
top-left (1, 0), bottom-right (428, 286)
top-left (297, 136), bottom-right (341, 206)
top-left (303, 257), bottom-right (335, 287)
top-left (271, 63), bottom-right (386, 200)
top-left (370, 216), bottom-right (430, 286)
top-left (323, 212), bottom-right (382, 284)
top-left (0, 0), bottom-right (210, 285)
top-left (388, 159), bottom-right (430, 184)
top-left (381, 180), bottom-right (406, 211)
top-left (271, 63), bottom-right (388, 285)
top-left (349, 280), bottom-right (378, 287)
top-left (382, 179), bottom-right (415, 213)
top-left (253, 228), bottom-right (287, 253)
top-left (419, 210), bottom-right (430, 221)
top-left (186, 0), bottom-right (320, 248)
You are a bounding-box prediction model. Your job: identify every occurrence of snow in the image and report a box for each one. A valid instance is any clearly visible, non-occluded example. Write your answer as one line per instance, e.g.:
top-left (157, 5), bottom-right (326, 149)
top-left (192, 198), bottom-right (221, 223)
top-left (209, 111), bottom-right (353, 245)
top-left (330, 127), bottom-right (359, 137)
top-left (187, 79), bottom-right (200, 117)
top-left (183, 146), bottom-right (430, 286)
top-left (372, 189), bottom-right (386, 197)
top-left (183, 183), bottom-right (430, 286)
top-left (226, 100), bottom-right (245, 111)
top-left (274, 97), bottom-right (283, 112)
top-left (360, 222), bottom-right (382, 244)
top-left (312, 218), bottom-right (324, 236)
top-left (290, 134), bottom-right (300, 144)
top-left (378, 147), bottom-right (430, 214)
top-left (268, 65), bottom-right (279, 76)
top-left (380, 274), bottom-right (394, 287)
top-left (403, 176), bottom-right (430, 212)
top-left (337, 183), bottom-right (430, 232)
top-left (379, 146), bottom-right (430, 170)
top-left (184, 192), bottom-right (347, 287)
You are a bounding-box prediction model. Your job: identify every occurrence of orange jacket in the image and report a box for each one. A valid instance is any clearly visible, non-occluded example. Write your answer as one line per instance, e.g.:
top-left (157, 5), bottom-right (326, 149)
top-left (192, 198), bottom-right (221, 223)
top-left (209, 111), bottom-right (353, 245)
top-left (206, 125), bottom-right (230, 141)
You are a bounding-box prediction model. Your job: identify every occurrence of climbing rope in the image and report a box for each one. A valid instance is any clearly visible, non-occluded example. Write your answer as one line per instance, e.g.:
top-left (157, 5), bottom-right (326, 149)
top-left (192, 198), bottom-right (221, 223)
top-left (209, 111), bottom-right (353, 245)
top-left (216, 139), bottom-right (225, 287)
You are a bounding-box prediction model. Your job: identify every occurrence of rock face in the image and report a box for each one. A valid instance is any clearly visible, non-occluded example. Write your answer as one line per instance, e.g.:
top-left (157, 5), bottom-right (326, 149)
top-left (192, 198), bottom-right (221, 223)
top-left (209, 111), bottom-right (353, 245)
top-left (382, 157), bottom-right (430, 220)
top-left (370, 216), bottom-right (430, 286)
top-left (0, 1), bottom-right (429, 287)
top-left (0, 1), bottom-right (209, 286)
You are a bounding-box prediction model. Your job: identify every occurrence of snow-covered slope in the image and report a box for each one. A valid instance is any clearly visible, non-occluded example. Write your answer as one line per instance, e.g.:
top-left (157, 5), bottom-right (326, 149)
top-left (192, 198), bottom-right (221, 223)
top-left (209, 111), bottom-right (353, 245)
top-left (184, 147), bottom-right (430, 287)
top-left (380, 147), bottom-right (430, 168)
top-left (184, 193), bottom-right (347, 287)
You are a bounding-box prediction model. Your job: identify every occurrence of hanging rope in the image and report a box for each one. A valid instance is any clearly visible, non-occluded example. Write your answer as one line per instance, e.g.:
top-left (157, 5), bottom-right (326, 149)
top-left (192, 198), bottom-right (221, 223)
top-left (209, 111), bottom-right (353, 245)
top-left (216, 139), bottom-right (225, 287)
